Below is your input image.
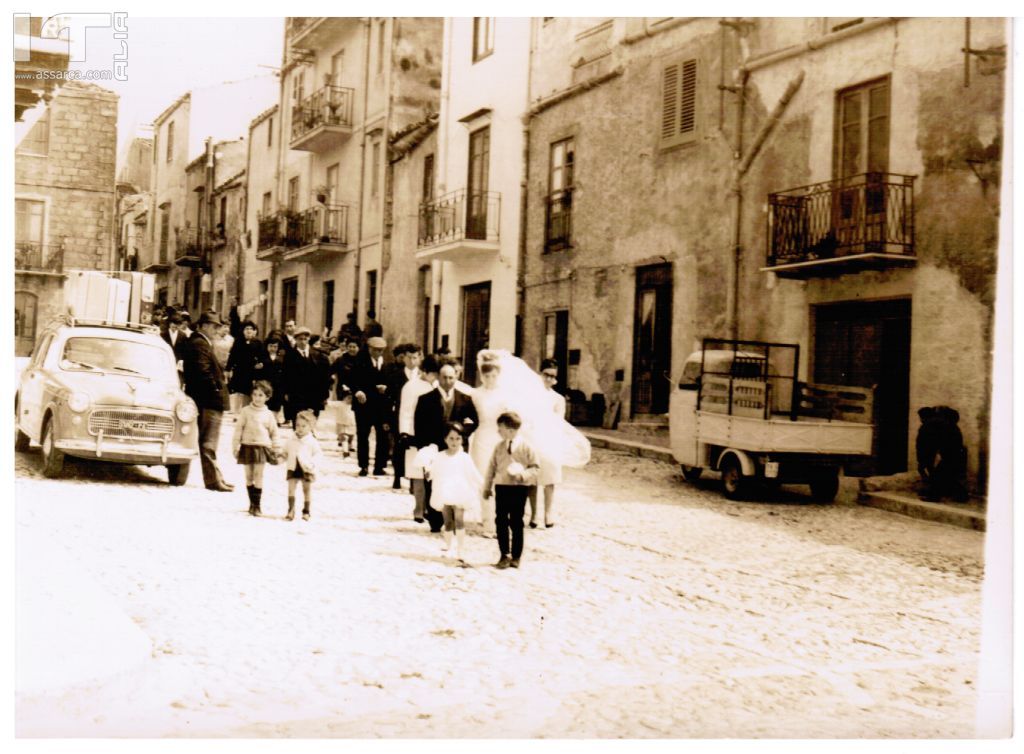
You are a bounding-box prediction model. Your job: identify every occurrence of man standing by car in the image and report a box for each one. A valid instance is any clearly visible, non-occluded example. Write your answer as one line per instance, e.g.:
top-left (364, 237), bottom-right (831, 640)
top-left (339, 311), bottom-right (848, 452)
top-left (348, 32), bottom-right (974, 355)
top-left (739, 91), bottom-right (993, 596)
top-left (183, 310), bottom-right (234, 492)
top-left (162, 312), bottom-right (191, 382)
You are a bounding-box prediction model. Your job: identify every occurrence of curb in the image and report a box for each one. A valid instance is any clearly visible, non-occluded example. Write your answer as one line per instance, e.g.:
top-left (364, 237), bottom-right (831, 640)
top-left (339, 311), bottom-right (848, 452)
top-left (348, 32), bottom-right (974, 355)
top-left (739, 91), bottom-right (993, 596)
top-left (856, 491), bottom-right (986, 532)
top-left (582, 430), bottom-right (986, 531)
top-left (582, 430), bottom-right (674, 464)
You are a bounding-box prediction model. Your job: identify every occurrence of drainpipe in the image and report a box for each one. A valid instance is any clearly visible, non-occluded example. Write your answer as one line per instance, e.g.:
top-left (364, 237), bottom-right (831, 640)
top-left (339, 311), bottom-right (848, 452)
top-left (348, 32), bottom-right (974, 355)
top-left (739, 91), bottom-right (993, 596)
top-left (352, 17), bottom-right (372, 323)
top-left (517, 19), bottom-right (537, 357)
top-left (728, 69), bottom-right (804, 341)
top-left (270, 23), bottom-right (289, 329)
top-left (726, 66), bottom-right (748, 342)
top-left (379, 18), bottom-right (394, 327)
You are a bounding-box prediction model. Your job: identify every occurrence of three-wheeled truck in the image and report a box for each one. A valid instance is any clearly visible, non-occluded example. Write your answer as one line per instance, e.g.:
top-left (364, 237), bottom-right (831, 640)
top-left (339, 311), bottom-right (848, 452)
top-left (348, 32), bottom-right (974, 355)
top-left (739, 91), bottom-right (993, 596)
top-left (669, 339), bottom-right (874, 501)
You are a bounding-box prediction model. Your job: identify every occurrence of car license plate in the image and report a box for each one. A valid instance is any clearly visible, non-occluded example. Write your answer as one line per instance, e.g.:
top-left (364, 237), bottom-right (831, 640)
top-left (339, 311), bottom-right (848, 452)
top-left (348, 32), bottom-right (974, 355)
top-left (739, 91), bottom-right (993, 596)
top-left (764, 461), bottom-right (779, 478)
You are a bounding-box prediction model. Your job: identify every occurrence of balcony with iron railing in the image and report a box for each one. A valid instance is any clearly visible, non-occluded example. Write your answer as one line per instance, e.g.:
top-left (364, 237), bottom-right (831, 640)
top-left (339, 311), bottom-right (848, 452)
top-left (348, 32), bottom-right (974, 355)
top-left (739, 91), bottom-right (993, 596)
top-left (290, 85), bottom-right (355, 152)
top-left (281, 204), bottom-right (351, 263)
top-left (545, 189), bottom-right (573, 252)
top-left (286, 17), bottom-right (349, 50)
top-left (764, 172), bottom-right (917, 279)
top-left (416, 189), bottom-right (501, 261)
top-left (175, 227), bottom-right (211, 268)
top-left (15, 241), bottom-right (64, 274)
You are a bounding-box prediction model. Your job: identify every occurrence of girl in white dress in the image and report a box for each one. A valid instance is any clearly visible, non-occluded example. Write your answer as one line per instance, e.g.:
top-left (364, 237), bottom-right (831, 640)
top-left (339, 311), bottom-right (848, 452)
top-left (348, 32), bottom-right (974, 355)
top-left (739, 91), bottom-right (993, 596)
top-left (427, 421), bottom-right (483, 565)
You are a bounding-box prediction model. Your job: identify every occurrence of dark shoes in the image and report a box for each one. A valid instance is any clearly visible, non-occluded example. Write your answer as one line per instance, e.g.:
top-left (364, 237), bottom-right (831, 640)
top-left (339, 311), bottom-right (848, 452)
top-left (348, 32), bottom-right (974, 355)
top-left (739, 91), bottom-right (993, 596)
top-left (510, 558), bottom-right (521, 569)
top-left (494, 556), bottom-right (511, 570)
top-left (414, 517), bottom-right (425, 523)
top-left (358, 468), bottom-right (369, 477)
top-left (528, 521), bottom-right (537, 529)
top-left (373, 468), bottom-right (387, 476)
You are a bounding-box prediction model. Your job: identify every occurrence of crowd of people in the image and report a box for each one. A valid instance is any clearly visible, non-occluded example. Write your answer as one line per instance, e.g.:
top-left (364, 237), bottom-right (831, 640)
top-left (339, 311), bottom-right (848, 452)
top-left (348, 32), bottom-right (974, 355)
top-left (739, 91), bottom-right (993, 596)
top-left (152, 302), bottom-right (591, 569)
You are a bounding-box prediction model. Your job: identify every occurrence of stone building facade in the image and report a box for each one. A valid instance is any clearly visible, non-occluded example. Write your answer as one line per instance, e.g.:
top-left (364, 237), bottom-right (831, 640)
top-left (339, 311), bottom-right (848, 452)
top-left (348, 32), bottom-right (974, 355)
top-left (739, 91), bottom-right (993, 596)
top-left (253, 17), bottom-right (443, 339)
top-left (15, 81), bottom-right (118, 355)
top-left (520, 17), bottom-right (1006, 488)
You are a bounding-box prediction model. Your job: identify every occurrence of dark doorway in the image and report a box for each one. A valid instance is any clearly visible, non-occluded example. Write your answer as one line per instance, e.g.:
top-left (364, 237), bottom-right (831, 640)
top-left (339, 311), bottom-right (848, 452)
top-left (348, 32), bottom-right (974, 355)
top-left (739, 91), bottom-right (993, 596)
top-left (461, 281), bottom-right (491, 386)
top-left (813, 298), bottom-right (911, 474)
top-left (632, 263), bottom-right (673, 415)
top-left (544, 309), bottom-right (569, 394)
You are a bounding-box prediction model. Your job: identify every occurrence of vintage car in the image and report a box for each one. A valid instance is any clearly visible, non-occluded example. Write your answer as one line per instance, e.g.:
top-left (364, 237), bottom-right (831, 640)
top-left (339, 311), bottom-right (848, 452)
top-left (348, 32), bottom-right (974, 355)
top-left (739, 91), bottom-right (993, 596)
top-left (14, 317), bottom-right (199, 483)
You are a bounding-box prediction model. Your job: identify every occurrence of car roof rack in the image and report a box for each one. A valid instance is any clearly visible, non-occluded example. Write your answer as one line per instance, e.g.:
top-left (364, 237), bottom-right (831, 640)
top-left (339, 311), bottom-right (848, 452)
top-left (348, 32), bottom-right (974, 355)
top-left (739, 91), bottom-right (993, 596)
top-left (52, 313), bottom-right (161, 336)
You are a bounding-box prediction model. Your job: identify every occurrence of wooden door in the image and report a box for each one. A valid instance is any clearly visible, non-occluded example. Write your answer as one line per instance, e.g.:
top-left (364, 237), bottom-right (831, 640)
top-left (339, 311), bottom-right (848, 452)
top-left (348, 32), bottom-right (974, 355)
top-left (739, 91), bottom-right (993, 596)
top-left (461, 282), bottom-right (491, 386)
top-left (814, 299), bottom-right (911, 474)
top-left (632, 264), bottom-right (673, 415)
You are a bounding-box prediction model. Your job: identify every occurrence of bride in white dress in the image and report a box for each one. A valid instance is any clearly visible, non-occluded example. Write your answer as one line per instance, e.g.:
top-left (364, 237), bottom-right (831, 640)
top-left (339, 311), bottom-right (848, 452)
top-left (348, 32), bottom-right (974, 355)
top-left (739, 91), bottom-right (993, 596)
top-left (469, 350), bottom-right (590, 535)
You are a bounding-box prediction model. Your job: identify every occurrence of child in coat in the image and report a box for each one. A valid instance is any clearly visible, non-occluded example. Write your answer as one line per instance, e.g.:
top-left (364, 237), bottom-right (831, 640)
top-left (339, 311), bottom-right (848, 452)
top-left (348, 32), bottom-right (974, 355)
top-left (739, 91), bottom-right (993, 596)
top-left (284, 410), bottom-right (322, 521)
top-left (426, 421), bottom-right (483, 565)
top-left (483, 411), bottom-right (539, 570)
top-left (233, 380), bottom-right (279, 516)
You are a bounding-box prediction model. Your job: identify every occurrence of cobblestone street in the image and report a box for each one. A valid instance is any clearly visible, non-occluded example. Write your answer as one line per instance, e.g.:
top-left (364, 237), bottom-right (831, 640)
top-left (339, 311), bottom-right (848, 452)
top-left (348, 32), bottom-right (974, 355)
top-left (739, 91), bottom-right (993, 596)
top-left (15, 414), bottom-right (985, 738)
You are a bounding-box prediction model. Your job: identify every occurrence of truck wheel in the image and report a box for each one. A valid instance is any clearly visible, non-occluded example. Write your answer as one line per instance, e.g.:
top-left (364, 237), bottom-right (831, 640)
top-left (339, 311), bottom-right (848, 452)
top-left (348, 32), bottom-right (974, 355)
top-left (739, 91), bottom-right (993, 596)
top-left (681, 465), bottom-right (703, 482)
top-left (721, 457), bottom-right (747, 500)
top-left (14, 401), bottom-right (30, 452)
top-left (41, 418), bottom-right (65, 478)
top-left (167, 462), bottom-right (191, 486)
top-left (809, 470), bottom-right (840, 502)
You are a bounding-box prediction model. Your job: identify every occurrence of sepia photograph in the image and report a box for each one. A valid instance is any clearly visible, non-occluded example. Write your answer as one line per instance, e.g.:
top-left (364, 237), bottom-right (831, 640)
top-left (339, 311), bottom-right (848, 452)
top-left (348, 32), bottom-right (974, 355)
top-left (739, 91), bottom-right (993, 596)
top-left (8, 5), bottom-right (1016, 744)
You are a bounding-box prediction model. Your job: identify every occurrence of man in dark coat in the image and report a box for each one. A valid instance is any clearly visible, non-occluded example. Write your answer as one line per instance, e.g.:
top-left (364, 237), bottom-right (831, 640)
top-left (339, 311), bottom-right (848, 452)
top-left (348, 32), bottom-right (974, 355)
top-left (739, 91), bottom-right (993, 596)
top-left (413, 362), bottom-right (479, 532)
top-left (282, 326), bottom-right (331, 424)
top-left (385, 343), bottom-right (415, 489)
top-left (916, 406), bottom-right (969, 503)
top-left (350, 335), bottom-right (392, 477)
top-left (182, 310), bottom-right (233, 492)
top-left (161, 312), bottom-right (191, 383)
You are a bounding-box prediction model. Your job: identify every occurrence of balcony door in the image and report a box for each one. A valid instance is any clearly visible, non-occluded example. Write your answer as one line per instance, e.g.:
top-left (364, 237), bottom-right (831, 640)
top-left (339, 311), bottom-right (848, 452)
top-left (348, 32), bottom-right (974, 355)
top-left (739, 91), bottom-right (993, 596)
top-left (466, 126), bottom-right (489, 239)
top-left (632, 263), bottom-right (673, 415)
top-left (461, 281), bottom-right (490, 386)
top-left (834, 77), bottom-right (890, 252)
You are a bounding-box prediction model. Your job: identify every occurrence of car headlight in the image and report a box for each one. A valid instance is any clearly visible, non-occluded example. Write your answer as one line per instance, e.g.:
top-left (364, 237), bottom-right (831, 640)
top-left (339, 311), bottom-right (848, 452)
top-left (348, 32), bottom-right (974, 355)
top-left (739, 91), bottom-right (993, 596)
top-left (67, 391), bottom-right (91, 413)
top-left (175, 399), bottom-right (198, 423)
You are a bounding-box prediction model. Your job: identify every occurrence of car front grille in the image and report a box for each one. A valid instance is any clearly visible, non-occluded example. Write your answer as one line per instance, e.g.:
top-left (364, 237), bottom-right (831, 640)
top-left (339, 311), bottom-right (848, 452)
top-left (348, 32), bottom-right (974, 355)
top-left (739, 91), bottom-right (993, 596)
top-left (88, 409), bottom-right (175, 440)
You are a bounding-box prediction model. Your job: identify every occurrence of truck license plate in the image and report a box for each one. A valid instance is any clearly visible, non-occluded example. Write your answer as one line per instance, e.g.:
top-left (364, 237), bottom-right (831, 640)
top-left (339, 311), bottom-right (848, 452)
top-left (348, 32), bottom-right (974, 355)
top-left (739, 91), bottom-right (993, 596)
top-left (765, 461), bottom-right (779, 479)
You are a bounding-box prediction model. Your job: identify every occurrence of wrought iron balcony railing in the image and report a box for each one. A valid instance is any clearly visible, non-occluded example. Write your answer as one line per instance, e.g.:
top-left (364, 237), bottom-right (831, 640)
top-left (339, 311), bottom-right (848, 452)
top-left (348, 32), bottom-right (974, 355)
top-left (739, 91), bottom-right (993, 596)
top-left (290, 85), bottom-right (355, 142)
top-left (296, 204), bottom-right (349, 247)
top-left (175, 228), bottom-right (209, 261)
top-left (767, 172), bottom-right (916, 267)
top-left (545, 189), bottom-right (573, 251)
top-left (15, 241), bottom-right (63, 273)
top-left (418, 189), bottom-right (501, 248)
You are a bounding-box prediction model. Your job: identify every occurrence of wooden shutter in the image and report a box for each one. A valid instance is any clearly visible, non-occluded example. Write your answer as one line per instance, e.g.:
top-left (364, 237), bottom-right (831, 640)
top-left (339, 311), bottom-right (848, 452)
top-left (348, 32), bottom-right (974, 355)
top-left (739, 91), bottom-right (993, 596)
top-left (661, 63), bottom-right (679, 141)
top-left (679, 59), bottom-right (697, 134)
top-left (661, 58), bottom-right (698, 148)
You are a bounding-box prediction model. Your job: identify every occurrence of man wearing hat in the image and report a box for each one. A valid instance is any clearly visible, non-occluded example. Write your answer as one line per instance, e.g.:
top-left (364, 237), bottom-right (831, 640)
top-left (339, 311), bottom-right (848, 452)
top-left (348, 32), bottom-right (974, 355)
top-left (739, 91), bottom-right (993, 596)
top-left (182, 310), bottom-right (234, 491)
top-left (282, 325), bottom-right (331, 426)
top-left (351, 335), bottom-right (392, 476)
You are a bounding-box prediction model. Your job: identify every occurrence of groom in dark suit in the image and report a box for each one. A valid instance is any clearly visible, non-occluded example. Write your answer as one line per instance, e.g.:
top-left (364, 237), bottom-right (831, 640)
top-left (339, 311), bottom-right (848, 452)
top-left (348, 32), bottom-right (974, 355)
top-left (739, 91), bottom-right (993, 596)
top-left (413, 362), bottom-right (478, 532)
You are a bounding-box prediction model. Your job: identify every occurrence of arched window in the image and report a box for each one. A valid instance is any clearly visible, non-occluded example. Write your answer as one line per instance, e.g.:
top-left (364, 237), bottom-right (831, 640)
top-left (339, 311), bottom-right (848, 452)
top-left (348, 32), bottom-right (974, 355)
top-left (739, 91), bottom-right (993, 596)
top-left (15, 290), bottom-right (38, 356)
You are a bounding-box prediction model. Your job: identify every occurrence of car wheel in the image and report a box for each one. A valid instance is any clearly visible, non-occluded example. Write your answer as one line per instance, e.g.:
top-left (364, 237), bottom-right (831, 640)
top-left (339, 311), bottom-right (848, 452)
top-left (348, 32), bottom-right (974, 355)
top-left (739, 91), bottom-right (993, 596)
top-left (167, 462), bottom-right (190, 486)
top-left (41, 418), bottom-right (65, 478)
top-left (720, 457), bottom-right (747, 500)
top-left (809, 470), bottom-right (840, 502)
top-left (14, 400), bottom-right (30, 452)
top-left (681, 465), bottom-right (703, 482)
